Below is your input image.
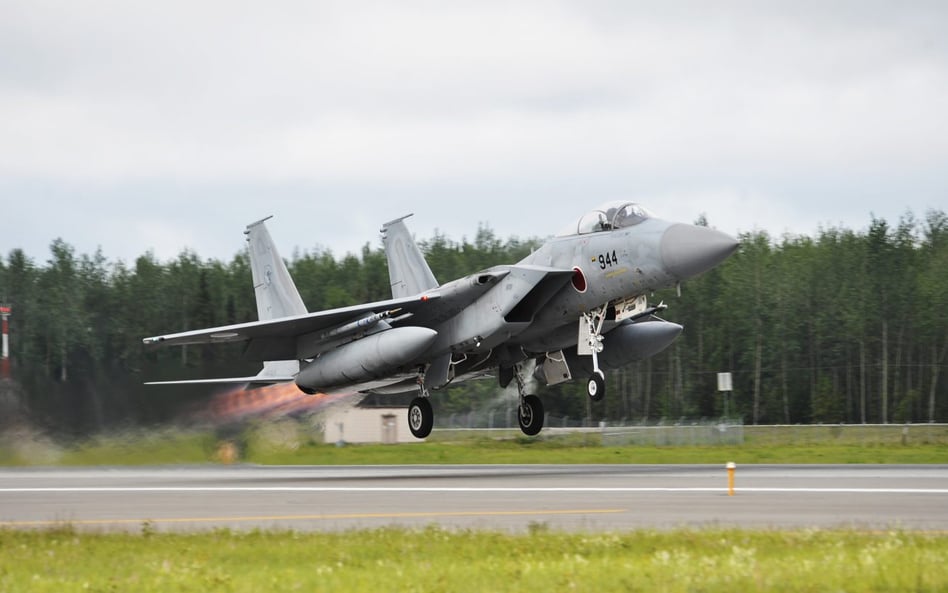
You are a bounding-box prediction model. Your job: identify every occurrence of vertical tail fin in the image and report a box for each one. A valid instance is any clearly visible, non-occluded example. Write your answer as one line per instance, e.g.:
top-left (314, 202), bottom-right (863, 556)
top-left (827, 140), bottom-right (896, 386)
top-left (380, 214), bottom-right (439, 299)
top-left (245, 216), bottom-right (308, 321)
top-left (245, 217), bottom-right (305, 380)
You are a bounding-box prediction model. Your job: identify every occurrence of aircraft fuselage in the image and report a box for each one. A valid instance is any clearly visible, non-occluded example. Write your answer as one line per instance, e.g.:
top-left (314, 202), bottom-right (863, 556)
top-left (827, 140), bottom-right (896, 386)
top-left (145, 202), bottom-right (738, 437)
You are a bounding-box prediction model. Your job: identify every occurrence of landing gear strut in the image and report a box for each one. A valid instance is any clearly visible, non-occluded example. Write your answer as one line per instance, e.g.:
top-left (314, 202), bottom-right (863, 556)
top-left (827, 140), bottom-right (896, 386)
top-left (408, 378), bottom-right (434, 439)
top-left (514, 364), bottom-right (544, 436)
top-left (581, 305), bottom-right (608, 402)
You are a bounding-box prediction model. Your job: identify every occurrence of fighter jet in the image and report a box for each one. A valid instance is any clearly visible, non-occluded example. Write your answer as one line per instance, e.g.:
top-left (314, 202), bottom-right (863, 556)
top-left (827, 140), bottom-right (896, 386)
top-left (143, 202), bottom-right (737, 438)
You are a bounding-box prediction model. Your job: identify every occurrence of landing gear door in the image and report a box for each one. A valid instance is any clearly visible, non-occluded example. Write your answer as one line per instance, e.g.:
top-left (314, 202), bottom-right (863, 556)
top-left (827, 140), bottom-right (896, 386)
top-left (577, 318), bottom-right (593, 355)
top-left (614, 294), bottom-right (648, 322)
top-left (534, 351), bottom-right (572, 386)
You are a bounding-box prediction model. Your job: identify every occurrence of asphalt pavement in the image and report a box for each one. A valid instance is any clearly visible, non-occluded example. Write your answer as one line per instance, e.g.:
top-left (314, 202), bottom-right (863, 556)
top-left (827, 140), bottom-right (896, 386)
top-left (1, 464), bottom-right (946, 532)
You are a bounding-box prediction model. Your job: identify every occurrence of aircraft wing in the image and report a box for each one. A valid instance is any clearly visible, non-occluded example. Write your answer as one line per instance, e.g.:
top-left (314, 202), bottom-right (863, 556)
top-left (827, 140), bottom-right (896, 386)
top-left (143, 293), bottom-right (441, 361)
top-left (144, 264), bottom-right (576, 365)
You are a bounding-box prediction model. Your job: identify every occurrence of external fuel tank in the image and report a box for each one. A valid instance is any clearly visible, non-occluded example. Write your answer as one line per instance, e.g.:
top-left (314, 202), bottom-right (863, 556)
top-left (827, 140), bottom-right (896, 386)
top-left (296, 326), bottom-right (438, 392)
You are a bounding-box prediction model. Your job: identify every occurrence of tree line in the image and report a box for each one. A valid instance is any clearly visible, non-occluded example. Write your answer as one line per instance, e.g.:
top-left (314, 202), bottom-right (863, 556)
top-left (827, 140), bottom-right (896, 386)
top-left (1, 212), bottom-right (946, 434)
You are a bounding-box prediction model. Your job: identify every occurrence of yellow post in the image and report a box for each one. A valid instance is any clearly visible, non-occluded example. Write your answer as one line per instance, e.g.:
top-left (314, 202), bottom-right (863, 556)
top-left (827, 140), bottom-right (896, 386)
top-left (726, 461), bottom-right (736, 496)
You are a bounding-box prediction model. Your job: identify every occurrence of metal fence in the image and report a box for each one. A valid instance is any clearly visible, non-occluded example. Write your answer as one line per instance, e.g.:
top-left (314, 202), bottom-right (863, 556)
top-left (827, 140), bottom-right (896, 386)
top-left (601, 422), bottom-right (744, 446)
top-left (430, 420), bottom-right (744, 446)
top-left (431, 406), bottom-right (948, 447)
top-left (434, 409), bottom-right (741, 430)
top-left (742, 423), bottom-right (948, 446)
top-left (431, 409), bottom-right (746, 446)
top-left (435, 409), bottom-right (601, 430)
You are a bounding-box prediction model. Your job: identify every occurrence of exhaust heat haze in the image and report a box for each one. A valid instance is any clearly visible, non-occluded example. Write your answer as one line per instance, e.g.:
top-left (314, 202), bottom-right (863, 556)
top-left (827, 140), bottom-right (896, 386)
top-left (195, 383), bottom-right (355, 424)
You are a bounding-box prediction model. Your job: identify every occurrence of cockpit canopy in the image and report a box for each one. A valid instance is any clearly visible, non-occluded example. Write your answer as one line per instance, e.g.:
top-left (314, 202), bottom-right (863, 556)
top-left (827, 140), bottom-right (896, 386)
top-left (558, 201), bottom-right (653, 236)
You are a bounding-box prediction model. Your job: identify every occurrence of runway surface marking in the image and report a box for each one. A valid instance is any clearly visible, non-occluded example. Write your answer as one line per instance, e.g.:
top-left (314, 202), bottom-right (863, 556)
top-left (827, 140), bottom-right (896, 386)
top-left (0, 508), bottom-right (626, 528)
top-left (2, 487), bottom-right (947, 494)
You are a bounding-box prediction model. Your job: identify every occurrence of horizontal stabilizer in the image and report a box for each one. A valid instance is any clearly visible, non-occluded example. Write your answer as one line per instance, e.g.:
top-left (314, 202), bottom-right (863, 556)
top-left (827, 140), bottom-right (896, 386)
top-left (145, 376), bottom-right (295, 386)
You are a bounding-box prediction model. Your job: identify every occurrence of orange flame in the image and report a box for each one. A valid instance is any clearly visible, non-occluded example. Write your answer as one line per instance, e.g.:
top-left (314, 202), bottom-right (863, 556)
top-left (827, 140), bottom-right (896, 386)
top-left (196, 382), bottom-right (355, 423)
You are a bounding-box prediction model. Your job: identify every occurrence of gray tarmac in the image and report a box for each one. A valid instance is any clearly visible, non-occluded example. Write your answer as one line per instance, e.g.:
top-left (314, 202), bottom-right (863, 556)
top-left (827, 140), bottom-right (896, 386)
top-left (1, 464), bottom-right (946, 532)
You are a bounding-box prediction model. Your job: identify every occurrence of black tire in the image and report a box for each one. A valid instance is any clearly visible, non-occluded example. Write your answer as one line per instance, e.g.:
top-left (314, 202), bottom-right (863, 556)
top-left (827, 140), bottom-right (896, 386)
top-left (408, 397), bottom-right (434, 439)
top-left (518, 394), bottom-right (544, 436)
top-left (587, 371), bottom-right (605, 402)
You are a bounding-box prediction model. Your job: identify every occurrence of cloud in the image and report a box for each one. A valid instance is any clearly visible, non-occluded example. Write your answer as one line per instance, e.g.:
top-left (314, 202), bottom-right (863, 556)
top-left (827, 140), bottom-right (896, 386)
top-left (1, 1), bottom-right (946, 262)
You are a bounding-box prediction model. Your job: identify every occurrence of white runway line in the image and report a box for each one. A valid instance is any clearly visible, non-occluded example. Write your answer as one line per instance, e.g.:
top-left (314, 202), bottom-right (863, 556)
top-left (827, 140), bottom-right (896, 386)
top-left (1, 487), bottom-right (947, 494)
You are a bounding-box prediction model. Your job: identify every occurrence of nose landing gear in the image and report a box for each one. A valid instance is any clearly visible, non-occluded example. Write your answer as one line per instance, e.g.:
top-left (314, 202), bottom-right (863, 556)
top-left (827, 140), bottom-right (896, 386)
top-left (586, 370), bottom-right (605, 402)
top-left (580, 305), bottom-right (608, 402)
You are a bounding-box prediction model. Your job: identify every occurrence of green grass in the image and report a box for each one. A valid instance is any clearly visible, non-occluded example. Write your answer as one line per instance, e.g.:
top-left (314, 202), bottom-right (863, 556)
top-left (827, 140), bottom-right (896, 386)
top-left (247, 438), bottom-right (948, 465)
top-left (2, 424), bottom-right (947, 466)
top-left (59, 433), bottom-right (218, 466)
top-left (0, 432), bottom-right (217, 467)
top-left (1, 527), bottom-right (946, 592)
top-left (2, 433), bottom-right (947, 466)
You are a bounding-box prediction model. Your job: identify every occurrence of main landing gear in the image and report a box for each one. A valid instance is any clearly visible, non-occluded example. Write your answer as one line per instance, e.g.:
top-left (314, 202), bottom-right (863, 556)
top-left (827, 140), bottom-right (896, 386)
top-left (408, 379), bottom-right (434, 439)
top-left (514, 364), bottom-right (544, 436)
top-left (581, 305), bottom-right (608, 402)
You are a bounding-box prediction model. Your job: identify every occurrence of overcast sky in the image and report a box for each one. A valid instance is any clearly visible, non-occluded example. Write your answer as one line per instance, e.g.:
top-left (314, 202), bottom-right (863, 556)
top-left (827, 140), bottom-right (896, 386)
top-left (2, 1), bottom-right (946, 265)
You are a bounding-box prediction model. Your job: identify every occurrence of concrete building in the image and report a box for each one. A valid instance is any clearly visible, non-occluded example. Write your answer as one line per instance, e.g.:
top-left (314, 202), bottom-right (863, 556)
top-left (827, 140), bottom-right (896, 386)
top-left (321, 406), bottom-right (416, 444)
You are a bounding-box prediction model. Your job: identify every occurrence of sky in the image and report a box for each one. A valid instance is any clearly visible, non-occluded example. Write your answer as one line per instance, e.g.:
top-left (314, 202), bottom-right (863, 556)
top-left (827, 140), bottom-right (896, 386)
top-left (2, 0), bottom-right (947, 265)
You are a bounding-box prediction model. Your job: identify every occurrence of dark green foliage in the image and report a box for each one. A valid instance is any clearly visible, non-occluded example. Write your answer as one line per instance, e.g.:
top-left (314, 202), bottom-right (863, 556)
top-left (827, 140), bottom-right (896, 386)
top-left (0, 211), bottom-right (946, 435)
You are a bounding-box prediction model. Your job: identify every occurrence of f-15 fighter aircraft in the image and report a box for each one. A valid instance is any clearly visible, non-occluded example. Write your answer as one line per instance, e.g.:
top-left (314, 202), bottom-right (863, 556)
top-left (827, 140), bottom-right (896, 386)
top-left (144, 202), bottom-right (738, 438)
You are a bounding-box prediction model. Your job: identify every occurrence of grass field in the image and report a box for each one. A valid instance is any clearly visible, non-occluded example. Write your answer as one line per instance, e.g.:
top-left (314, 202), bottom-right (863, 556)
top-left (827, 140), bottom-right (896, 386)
top-left (2, 424), bottom-right (947, 466)
top-left (245, 439), bottom-right (948, 465)
top-left (70, 429), bottom-right (948, 466)
top-left (1, 527), bottom-right (945, 592)
top-left (2, 432), bottom-right (948, 466)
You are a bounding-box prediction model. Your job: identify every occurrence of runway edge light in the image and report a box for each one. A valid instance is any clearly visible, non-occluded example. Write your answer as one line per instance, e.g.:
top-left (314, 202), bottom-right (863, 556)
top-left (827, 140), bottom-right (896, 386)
top-left (726, 462), bottom-right (736, 496)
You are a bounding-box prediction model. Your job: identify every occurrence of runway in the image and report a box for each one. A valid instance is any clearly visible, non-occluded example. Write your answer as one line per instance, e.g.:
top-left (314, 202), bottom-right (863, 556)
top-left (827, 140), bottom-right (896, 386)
top-left (1, 465), bottom-right (946, 532)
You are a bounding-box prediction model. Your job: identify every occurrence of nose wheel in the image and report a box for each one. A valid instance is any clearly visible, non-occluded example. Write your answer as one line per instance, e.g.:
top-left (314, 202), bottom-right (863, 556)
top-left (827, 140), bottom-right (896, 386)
top-left (586, 370), bottom-right (605, 402)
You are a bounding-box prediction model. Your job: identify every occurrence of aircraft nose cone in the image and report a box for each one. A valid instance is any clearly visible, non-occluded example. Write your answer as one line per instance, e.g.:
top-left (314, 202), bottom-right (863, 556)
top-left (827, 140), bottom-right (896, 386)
top-left (661, 224), bottom-right (739, 280)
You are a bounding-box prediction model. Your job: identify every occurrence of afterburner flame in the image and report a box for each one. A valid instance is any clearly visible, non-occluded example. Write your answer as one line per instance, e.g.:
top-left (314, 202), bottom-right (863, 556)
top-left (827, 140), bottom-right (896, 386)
top-left (197, 382), bottom-right (355, 423)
